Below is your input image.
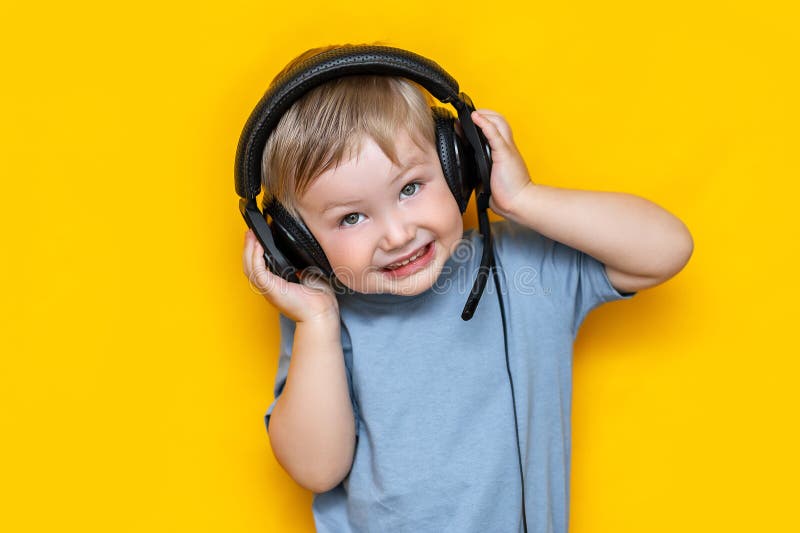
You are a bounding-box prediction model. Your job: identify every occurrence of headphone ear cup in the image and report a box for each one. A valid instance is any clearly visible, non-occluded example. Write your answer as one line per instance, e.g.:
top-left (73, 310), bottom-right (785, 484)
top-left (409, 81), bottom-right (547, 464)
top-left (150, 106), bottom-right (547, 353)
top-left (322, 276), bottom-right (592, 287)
top-left (265, 199), bottom-right (333, 277)
top-left (432, 107), bottom-right (474, 213)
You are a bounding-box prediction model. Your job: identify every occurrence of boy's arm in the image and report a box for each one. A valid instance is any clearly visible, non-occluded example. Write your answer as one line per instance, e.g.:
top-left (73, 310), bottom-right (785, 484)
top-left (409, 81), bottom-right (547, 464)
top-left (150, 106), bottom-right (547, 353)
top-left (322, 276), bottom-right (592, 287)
top-left (504, 184), bottom-right (693, 293)
top-left (243, 231), bottom-right (355, 493)
top-left (267, 312), bottom-right (356, 493)
top-left (471, 110), bottom-right (693, 293)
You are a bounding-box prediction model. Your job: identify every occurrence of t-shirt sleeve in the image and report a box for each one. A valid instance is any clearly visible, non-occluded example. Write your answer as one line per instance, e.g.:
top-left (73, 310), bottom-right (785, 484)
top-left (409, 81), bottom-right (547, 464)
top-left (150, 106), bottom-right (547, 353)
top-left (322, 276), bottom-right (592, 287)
top-left (555, 240), bottom-right (636, 335)
top-left (263, 314), bottom-right (360, 437)
top-left (492, 219), bottom-right (636, 336)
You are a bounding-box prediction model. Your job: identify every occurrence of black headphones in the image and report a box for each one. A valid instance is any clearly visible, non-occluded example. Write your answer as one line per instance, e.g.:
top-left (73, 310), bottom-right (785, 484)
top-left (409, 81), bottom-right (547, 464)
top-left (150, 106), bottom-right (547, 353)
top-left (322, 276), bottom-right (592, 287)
top-left (235, 45), bottom-right (495, 320)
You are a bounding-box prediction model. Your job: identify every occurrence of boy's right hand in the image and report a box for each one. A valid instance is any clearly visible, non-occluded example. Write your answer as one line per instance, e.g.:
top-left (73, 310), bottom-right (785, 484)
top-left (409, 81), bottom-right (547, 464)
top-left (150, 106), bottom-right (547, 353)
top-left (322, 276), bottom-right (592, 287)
top-left (242, 229), bottom-right (339, 324)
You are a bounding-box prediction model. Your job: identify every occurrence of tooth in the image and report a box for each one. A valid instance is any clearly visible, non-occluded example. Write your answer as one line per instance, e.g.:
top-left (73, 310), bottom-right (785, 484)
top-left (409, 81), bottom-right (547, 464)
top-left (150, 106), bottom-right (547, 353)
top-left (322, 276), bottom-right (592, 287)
top-left (386, 245), bottom-right (427, 270)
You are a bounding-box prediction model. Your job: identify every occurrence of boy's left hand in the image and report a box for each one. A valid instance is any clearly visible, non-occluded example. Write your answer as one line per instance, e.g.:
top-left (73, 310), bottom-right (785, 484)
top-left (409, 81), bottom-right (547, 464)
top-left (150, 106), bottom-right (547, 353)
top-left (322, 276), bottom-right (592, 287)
top-left (471, 109), bottom-right (533, 220)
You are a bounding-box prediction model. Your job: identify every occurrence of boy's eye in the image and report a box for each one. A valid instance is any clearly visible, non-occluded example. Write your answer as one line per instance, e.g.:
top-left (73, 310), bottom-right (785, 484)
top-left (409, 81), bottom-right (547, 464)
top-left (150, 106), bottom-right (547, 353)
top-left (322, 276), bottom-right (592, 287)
top-left (340, 212), bottom-right (364, 227)
top-left (400, 182), bottom-right (421, 198)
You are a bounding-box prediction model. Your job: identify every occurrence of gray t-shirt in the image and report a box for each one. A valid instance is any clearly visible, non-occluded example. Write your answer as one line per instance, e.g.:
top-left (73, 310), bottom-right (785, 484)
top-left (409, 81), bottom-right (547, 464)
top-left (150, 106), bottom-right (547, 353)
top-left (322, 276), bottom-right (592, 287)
top-left (265, 220), bottom-right (635, 532)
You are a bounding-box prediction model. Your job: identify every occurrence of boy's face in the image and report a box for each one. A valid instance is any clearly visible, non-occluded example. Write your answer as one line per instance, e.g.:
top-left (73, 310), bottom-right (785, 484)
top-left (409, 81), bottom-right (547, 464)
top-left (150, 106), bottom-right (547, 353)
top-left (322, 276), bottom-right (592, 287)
top-left (296, 130), bottom-right (464, 296)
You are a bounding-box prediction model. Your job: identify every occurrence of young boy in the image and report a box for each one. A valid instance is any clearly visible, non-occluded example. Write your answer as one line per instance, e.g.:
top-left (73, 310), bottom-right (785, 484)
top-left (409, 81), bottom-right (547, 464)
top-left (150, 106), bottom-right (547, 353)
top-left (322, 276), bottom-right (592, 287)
top-left (242, 45), bottom-right (693, 532)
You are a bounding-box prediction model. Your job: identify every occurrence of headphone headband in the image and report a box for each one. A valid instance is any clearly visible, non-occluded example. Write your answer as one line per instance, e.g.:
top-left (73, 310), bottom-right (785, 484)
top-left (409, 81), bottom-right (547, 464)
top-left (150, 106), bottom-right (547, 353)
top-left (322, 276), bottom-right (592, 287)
top-left (235, 45), bottom-right (468, 199)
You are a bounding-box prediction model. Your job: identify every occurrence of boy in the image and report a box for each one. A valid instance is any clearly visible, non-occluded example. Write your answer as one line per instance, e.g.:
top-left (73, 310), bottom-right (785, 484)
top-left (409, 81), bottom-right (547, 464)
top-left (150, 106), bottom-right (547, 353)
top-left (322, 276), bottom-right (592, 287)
top-left (241, 45), bottom-right (693, 532)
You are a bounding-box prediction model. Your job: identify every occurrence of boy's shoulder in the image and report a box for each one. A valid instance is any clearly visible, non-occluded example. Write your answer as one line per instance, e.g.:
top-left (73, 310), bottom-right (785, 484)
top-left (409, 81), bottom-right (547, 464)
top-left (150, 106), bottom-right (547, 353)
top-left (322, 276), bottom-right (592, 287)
top-left (458, 218), bottom-right (547, 255)
top-left (487, 217), bottom-right (631, 304)
top-left (486, 218), bottom-right (552, 264)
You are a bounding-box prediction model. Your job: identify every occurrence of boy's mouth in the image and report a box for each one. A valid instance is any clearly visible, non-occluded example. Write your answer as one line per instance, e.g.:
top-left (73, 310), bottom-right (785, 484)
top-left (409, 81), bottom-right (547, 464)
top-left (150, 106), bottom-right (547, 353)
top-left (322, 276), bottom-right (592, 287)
top-left (380, 242), bottom-right (435, 277)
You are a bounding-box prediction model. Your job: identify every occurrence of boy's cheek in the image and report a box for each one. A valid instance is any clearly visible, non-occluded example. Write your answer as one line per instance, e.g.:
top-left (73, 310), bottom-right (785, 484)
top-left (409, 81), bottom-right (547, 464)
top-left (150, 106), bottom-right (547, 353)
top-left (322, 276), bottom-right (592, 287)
top-left (327, 249), bottom-right (376, 287)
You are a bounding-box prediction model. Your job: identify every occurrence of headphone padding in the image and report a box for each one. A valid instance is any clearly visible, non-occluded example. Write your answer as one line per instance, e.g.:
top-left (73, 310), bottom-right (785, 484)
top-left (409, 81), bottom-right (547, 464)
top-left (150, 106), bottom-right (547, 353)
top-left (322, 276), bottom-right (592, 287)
top-left (265, 199), bottom-right (333, 276)
top-left (433, 107), bottom-right (472, 213)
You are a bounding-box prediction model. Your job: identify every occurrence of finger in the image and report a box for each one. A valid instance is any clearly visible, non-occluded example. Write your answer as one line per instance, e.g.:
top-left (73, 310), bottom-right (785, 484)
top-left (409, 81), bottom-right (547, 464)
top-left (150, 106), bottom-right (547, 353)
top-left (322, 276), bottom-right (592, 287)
top-left (251, 265), bottom-right (277, 296)
top-left (473, 109), bottom-right (514, 143)
top-left (474, 108), bottom-right (503, 118)
top-left (243, 231), bottom-right (257, 275)
top-left (242, 230), bottom-right (257, 274)
top-left (471, 110), bottom-right (510, 153)
top-left (248, 238), bottom-right (274, 294)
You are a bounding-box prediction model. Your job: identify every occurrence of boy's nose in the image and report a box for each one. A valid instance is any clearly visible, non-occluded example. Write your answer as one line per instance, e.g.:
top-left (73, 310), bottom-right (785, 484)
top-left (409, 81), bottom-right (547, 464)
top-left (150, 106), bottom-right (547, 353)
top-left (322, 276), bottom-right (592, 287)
top-left (379, 215), bottom-right (416, 252)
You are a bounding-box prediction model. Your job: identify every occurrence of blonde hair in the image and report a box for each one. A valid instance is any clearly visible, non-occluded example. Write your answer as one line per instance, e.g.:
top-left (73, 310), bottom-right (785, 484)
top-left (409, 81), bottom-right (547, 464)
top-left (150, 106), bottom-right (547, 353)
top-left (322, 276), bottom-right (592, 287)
top-left (260, 45), bottom-right (437, 217)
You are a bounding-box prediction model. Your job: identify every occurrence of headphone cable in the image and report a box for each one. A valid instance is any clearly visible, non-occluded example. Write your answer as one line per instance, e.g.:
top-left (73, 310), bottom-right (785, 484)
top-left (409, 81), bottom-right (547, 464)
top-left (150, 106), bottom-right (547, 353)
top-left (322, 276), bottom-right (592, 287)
top-left (480, 210), bottom-right (528, 532)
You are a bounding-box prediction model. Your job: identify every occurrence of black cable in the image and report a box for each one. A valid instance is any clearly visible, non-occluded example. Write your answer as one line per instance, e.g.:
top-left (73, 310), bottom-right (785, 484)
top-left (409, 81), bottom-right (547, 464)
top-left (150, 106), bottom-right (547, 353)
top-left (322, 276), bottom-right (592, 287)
top-left (493, 265), bottom-right (528, 532)
top-left (479, 211), bottom-right (527, 532)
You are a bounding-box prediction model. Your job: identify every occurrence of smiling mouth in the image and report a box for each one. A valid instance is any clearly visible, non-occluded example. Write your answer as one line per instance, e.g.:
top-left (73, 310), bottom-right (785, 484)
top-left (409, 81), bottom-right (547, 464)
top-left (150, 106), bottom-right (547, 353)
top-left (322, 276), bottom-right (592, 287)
top-left (380, 242), bottom-right (434, 273)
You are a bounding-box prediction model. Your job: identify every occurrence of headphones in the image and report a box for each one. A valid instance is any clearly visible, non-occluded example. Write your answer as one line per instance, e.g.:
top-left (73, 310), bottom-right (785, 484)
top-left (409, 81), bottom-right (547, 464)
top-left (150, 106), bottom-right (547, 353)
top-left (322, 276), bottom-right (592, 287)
top-left (234, 45), bottom-right (495, 320)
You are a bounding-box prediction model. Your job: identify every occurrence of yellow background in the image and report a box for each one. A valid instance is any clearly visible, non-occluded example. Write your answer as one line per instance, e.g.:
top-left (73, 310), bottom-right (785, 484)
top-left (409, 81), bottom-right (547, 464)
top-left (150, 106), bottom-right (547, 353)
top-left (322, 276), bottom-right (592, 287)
top-left (2, 1), bottom-right (798, 531)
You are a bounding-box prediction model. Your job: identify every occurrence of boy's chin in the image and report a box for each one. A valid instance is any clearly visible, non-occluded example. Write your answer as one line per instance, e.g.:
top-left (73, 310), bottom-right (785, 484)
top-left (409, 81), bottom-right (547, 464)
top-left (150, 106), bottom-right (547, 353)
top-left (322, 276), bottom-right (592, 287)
top-left (378, 279), bottom-right (436, 297)
top-left (338, 269), bottom-right (443, 297)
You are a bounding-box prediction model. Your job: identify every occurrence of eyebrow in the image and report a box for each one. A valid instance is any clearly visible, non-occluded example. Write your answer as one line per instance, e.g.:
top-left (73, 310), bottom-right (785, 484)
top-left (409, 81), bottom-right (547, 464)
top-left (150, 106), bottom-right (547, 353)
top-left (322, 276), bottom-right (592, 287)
top-left (319, 160), bottom-right (425, 214)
